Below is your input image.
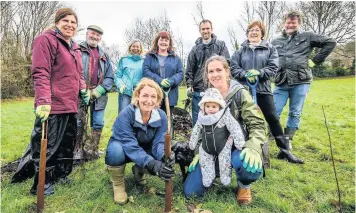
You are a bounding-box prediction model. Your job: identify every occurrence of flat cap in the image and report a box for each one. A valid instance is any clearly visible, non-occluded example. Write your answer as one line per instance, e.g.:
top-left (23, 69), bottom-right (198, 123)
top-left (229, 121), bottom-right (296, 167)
top-left (87, 25), bottom-right (103, 35)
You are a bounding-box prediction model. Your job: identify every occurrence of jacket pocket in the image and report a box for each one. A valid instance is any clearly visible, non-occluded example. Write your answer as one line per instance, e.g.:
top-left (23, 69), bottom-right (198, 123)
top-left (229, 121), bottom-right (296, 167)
top-left (94, 94), bottom-right (108, 110)
top-left (298, 67), bottom-right (312, 81)
top-left (274, 71), bottom-right (285, 85)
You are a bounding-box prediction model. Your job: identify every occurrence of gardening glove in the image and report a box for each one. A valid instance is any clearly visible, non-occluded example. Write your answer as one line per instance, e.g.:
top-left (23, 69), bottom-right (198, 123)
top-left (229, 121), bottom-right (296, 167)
top-left (240, 148), bottom-right (262, 173)
top-left (247, 76), bottom-right (258, 84)
top-left (146, 159), bottom-right (175, 181)
top-left (35, 105), bottom-right (51, 122)
top-left (165, 152), bottom-right (175, 168)
top-left (187, 87), bottom-right (193, 98)
top-left (119, 84), bottom-right (126, 94)
top-left (245, 69), bottom-right (261, 78)
top-left (188, 154), bottom-right (200, 173)
top-left (308, 59), bottom-right (316, 68)
top-left (92, 85), bottom-right (106, 99)
top-left (160, 79), bottom-right (171, 88)
top-left (80, 89), bottom-right (90, 105)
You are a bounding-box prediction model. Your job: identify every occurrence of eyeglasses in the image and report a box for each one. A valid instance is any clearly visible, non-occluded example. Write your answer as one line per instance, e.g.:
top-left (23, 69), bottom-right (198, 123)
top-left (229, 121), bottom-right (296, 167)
top-left (248, 29), bottom-right (261, 33)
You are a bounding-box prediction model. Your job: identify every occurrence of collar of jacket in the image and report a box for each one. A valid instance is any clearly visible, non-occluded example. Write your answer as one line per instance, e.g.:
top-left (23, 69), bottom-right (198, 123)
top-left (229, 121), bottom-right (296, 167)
top-left (124, 54), bottom-right (143, 61)
top-left (133, 105), bottom-right (162, 128)
top-left (241, 39), bottom-right (269, 49)
top-left (45, 29), bottom-right (79, 50)
top-left (282, 29), bottom-right (300, 37)
top-left (149, 49), bottom-right (175, 58)
top-left (79, 41), bottom-right (105, 57)
top-left (195, 33), bottom-right (218, 46)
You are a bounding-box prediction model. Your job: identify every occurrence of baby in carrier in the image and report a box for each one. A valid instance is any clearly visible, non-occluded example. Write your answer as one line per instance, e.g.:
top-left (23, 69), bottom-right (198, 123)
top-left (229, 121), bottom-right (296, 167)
top-left (189, 88), bottom-right (245, 187)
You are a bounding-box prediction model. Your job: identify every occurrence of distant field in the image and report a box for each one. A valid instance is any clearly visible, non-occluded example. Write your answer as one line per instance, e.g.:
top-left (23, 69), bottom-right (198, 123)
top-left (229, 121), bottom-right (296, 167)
top-left (1, 77), bottom-right (355, 212)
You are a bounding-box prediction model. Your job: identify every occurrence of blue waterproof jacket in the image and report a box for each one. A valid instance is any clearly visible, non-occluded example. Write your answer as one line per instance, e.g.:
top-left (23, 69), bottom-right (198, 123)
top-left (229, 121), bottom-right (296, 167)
top-left (115, 55), bottom-right (144, 97)
top-left (108, 104), bottom-right (168, 167)
top-left (143, 50), bottom-right (184, 106)
top-left (80, 42), bottom-right (114, 110)
top-left (230, 40), bottom-right (278, 95)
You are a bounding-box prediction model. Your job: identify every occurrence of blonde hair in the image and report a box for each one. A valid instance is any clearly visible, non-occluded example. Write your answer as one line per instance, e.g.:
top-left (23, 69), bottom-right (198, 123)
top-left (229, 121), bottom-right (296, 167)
top-left (131, 78), bottom-right (163, 108)
top-left (203, 55), bottom-right (231, 88)
top-left (127, 39), bottom-right (144, 55)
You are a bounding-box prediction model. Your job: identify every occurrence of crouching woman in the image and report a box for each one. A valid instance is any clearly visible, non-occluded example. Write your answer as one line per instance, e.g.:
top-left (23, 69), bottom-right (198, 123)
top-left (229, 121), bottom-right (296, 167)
top-left (105, 78), bottom-right (175, 204)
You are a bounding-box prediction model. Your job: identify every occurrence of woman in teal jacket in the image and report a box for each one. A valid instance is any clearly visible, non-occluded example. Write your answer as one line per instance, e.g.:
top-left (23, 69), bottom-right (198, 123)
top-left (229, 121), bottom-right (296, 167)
top-left (115, 39), bottom-right (144, 113)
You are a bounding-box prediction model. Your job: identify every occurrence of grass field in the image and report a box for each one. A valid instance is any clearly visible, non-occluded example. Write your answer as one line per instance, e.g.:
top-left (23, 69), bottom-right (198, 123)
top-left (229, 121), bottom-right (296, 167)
top-left (1, 77), bottom-right (355, 213)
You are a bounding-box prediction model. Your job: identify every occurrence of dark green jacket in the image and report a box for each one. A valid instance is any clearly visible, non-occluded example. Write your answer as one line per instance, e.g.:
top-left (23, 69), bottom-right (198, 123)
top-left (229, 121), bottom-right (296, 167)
top-left (226, 80), bottom-right (266, 156)
top-left (271, 30), bottom-right (336, 86)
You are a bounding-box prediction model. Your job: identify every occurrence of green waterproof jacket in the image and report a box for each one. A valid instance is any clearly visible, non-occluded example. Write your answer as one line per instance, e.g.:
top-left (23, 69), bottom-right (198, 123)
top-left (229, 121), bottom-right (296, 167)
top-left (271, 30), bottom-right (336, 86)
top-left (225, 80), bottom-right (266, 156)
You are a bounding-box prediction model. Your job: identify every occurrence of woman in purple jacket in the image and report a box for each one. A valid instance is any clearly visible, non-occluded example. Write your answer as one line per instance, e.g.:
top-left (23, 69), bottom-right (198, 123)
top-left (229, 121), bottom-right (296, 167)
top-left (29, 8), bottom-right (89, 196)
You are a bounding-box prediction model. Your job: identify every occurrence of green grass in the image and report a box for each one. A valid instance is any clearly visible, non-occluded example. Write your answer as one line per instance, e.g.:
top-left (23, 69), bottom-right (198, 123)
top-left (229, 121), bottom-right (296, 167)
top-left (1, 77), bottom-right (355, 212)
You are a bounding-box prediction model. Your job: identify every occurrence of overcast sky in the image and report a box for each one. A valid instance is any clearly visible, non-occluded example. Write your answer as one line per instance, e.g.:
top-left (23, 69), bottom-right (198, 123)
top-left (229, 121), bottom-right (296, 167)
top-left (66, 1), bottom-right (248, 54)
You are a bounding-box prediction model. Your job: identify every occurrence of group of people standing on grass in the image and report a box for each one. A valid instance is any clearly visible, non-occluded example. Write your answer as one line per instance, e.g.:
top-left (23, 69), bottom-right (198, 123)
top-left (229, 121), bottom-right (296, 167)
top-left (27, 7), bottom-right (336, 206)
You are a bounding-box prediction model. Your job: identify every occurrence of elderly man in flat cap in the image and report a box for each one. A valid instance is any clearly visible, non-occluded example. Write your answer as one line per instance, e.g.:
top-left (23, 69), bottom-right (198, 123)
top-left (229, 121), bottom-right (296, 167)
top-left (75, 25), bottom-right (114, 160)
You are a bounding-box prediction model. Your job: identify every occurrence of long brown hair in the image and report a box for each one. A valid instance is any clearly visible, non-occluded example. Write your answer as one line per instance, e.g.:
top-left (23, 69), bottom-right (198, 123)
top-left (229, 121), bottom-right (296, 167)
top-left (148, 31), bottom-right (174, 53)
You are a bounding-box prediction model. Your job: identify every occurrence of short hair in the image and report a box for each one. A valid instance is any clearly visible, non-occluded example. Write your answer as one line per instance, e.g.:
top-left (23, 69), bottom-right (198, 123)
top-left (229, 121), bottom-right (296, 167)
top-left (131, 78), bottom-right (163, 108)
top-left (199, 19), bottom-right (213, 29)
top-left (148, 31), bottom-right (174, 53)
top-left (247, 20), bottom-right (266, 39)
top-left (55, 8), bottom-right (78, 24)
top-left (284, 10), bottom-right (303, 24)
top-left (203, 55), bottom-right (231, 88)
top-left (127, 39), bottom-right (144, 55)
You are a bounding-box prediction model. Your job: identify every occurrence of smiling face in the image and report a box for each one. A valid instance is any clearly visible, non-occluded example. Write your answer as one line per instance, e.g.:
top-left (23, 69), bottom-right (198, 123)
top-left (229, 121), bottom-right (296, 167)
top-left (130, 41), bottom-right (141, 55)
top-left (55, 15), bottom-right (77, 41)
top-left (284, 17), bottom-right (300, 35)
top-left (206, 60), bottom-right (230, 90)
top-left (86, 29), bottom-right (102, 47)
top-left (137, 86), bottom-right (158, 114)
top-left (200, 22), bottom-right (213, 41)
top-left (158, 37), bottom-right (170, 52)
top-left (248, 25), bottom-right (262, 43)
top-left (204, 102), bottom-right (220, 115)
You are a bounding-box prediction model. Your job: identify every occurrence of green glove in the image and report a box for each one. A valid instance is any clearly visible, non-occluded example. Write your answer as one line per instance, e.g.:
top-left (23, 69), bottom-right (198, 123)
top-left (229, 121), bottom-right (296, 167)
top-left (188, 154), bottom-right (200, 173)
top-left (160, 79), bottom-right (171, 88)
top-left (308, 59), bottom-right (316, 68)
top-left (245, 69), bottom-right (261, 78)
top-left (80, 89), bottom-right (90, 105)
top-left (119, 84), bottom-right (126, 94)
top-left (35, 105), bottom-right (51, 122)
top-left (247, 76), bottom-right (257, 83)
top-left (92, 85), bottom-right (106, 99)
top-left (240, 148), bottom-right (262, 173)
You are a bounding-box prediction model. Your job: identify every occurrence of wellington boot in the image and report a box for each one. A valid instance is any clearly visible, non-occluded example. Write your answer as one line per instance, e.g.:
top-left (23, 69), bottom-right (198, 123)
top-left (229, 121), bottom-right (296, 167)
top-left (107, 165), bottom-right (128, 204)
top-left (237, 186), bottom-right (252, 205)
top-left (132, 164), bottom-right (147, 186)
top-left (275, 135), bottom-right (290, 150)
top-left (277, 149), bottom-right (304, 164)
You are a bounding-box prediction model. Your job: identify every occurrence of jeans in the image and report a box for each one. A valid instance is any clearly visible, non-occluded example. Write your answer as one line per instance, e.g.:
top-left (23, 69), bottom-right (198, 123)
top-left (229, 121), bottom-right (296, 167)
top-left (90, 107), bottom-right (105, 130)
top-left (183, 149), bottom-right (262, 198)
top-left (118, 93), bottom-right (132, 114)
top-left (273, 82), bottom-right (311, 129)
top-left (257, 93), bottom-right (283, 136)
top-left (192, 91), bottom-right (203, 126)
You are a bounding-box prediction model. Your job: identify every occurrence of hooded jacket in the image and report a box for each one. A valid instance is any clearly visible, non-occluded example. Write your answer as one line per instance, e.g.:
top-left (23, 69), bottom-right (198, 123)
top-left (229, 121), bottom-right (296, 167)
top-left (115, 54), bottom-right (144, 97)
top-left (230, 39), bottom-right (279, 94)
top-left (31, 29), bottom-right (86, 114)
top-left (186, 34), bottom-right (230, 92)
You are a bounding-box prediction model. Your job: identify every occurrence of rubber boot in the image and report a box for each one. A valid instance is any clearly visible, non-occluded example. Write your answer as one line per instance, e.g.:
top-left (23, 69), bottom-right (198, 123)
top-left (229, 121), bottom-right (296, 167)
top-left (276, 128), bottom-right (304, 164)
top-left (284, 127), bottom-right (297, 149)
top-left (86, 129), bottom-right (103, 159)
top-left (107, 165), bottom-right (128, 204)
top-left (132, 164), bottom-right (147, 186)
top-left (237, 186), bottom-right (252, 205)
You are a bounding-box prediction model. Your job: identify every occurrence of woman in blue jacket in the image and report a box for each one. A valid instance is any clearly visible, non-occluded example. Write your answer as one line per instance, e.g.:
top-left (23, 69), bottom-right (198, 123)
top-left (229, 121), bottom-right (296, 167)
top-left (115, 39), bottom-right (144, 113)
top-left (143, 31), bottom-right (184, 114)
top-left (230, 21), bottom-right (303, 164)
top-left (105, 78), bottom-right (175, 205)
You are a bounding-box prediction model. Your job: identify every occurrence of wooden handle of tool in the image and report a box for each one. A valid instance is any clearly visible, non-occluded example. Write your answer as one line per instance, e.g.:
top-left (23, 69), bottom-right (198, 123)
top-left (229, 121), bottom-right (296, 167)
top-left (37, 121), bottom-right (48, 213)
top-left (164, 94), bottom-right (172, 212)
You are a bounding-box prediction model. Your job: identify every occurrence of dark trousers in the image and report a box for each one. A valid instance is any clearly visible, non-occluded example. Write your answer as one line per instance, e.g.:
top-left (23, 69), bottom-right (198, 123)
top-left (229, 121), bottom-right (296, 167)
top-left (31, 114), bottom-right (77, 185)
top-left (256, 93), bottom-right (284, 137)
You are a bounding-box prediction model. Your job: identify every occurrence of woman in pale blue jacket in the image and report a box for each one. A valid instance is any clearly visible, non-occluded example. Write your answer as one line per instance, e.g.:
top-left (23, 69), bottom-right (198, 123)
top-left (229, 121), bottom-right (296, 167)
top-left (115, 39), bottom-right (144, 113)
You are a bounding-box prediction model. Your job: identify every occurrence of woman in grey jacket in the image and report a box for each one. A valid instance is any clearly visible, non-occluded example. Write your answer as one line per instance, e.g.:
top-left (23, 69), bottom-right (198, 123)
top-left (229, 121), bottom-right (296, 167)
top-left (230, 21), bottom-right (303, 164)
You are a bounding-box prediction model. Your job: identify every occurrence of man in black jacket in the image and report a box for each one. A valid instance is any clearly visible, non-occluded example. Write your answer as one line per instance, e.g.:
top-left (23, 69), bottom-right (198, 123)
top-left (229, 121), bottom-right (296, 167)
top-left (272, 11), bottom-right (336, 160)
top-left (186, 19), bottom-right (230, 126)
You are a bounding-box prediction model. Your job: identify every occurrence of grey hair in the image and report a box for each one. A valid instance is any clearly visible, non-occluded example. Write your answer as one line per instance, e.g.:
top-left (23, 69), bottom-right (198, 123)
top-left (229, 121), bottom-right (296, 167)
top-left (127, 39), bottom-right (144, 55)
